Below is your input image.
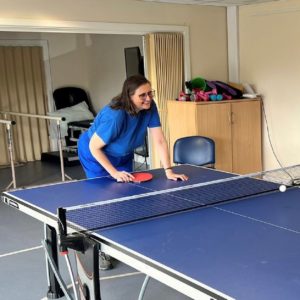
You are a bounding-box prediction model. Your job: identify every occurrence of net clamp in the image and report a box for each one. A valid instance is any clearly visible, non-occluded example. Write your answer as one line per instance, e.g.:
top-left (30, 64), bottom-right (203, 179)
top-left (57, 207), bottom-right (88, 254)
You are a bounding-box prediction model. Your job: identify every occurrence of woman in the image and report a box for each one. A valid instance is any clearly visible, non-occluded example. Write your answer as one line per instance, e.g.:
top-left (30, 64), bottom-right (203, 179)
top-left (78, 74), bottom-right (188, 183)
top-left (78, 75), bottom-right (188, 270)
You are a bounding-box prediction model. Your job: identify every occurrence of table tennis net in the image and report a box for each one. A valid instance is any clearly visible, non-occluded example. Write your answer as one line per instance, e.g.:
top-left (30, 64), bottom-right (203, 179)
top-left (63, 165), bottom-right (300, 233)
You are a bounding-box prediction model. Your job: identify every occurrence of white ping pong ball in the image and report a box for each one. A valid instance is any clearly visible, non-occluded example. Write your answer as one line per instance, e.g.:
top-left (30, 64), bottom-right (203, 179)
top-left (279, 185), bottom-right (286, 192)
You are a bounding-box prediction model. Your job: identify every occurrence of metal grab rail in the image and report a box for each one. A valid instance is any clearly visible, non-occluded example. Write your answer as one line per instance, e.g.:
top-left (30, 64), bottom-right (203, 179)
top-left (0, 119), bottom-right (16, 189)
top-left (0, 111), bottom-right (71, 182)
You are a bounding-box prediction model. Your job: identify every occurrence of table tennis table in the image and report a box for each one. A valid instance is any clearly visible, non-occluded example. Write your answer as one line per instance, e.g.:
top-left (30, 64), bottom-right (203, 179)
top-left (2, 164), bottom-right (300, 300)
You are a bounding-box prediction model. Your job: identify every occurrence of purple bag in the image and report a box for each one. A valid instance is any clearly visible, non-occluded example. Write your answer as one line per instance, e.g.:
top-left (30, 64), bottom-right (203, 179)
top-left (206, 81), bottom-right (243, 99)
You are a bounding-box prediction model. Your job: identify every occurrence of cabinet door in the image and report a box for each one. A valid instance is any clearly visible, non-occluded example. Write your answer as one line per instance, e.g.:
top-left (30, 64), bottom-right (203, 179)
top-left (231, 100), bottom-right (262, 174)
top-left (196, 103), bottom-right (233, 172)
top-left (167, 101), bottom-right (198, 162)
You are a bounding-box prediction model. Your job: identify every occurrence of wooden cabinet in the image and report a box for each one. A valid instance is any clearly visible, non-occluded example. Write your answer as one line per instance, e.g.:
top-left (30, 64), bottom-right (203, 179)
top-left (167, 99), bottom-right (262, 174)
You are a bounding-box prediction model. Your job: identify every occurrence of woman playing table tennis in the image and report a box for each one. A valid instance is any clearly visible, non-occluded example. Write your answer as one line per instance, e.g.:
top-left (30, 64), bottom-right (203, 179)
top-left (78, 74), bottom-right (188, 183)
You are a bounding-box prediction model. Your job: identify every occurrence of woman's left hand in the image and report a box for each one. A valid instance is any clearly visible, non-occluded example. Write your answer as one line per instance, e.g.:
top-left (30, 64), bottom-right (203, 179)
top-left (165, 169), bottom-right (188, 181)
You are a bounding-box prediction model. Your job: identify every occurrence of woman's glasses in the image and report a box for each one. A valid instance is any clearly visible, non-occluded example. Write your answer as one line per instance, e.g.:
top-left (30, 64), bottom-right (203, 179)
top-left (138, 90), bottom-right (155, 100)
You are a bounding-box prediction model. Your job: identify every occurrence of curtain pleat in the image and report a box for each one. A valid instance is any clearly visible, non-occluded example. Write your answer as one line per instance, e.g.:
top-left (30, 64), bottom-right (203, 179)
top-left (0, 46), bottom-right (50, 166)
top-left (145, 33), bottom-right (184, 168)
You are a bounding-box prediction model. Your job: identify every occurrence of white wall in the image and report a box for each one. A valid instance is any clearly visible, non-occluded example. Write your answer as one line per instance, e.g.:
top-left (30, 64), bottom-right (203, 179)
top-left (86, 34), bottom-right (143, 112)
top-left (239, 0), bottom-right (300, 170)
top-left (45, 33), bottom-right (90, 92)
top-left (47, 33), bottom-right (143, 111)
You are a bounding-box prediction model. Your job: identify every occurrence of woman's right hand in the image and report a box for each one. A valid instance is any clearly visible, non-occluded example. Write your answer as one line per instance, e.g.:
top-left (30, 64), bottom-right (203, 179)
top-left (112, 170), bottom-right (135, 183)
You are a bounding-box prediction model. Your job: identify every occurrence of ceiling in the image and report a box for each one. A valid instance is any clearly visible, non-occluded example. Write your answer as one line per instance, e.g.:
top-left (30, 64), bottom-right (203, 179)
top-left (142, 0), bottom-right (280, 7)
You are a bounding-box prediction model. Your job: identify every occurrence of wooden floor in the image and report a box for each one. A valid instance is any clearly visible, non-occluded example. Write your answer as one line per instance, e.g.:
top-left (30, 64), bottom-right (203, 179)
top-left (0, 160), bottom-right (189, 300)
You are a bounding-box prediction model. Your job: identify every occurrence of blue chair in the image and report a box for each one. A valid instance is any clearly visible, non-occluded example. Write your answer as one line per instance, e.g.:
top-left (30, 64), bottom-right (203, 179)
top-left (173, 136), bottom-right (215, 167)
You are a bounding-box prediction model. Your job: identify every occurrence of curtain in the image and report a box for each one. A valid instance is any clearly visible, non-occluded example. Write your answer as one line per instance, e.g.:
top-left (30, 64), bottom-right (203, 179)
top-left (0, 46), bottom-right (50, 166)
top-left (144, 32), bottom-right (184, 168)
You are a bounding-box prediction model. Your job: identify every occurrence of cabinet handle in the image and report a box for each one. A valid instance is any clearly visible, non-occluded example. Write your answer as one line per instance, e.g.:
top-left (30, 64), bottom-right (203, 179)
top-left (228, 112), bottom-right (232, 124)
top-left (228, 112), bottom-right (235, 124)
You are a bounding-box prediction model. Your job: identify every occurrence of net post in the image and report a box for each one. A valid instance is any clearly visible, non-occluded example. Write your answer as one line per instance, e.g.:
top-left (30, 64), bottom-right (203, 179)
top-left (57, 207), bottom-right (86, 254)
top-left (57, 208), bottom-right (68, 254)
top-left (56, 209), bottom-right (101, 299)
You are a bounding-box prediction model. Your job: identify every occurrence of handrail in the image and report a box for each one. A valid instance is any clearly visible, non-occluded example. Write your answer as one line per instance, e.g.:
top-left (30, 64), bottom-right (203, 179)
top-left (0, 119), bottom-right (16, 125)
top-left (0, 111), bottom-right (70, 182)
top-left (1, 111), bottom-right (65, 122)
top-left (0, 119), bottom-right (17, 189)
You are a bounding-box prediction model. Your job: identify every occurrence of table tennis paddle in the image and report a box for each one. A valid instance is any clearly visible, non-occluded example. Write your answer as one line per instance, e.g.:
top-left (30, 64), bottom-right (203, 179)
top-left (132, 172), bottom-right (153, 183)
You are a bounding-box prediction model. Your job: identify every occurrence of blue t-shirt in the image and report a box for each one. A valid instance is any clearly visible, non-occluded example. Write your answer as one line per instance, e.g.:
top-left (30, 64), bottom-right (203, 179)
top-left (82, 101), bottom-right (161, 158)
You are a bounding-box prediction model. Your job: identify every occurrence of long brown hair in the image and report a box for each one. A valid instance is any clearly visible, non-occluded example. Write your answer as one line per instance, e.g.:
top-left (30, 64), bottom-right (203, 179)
top-left (110, 75), bottom-right (151, 116)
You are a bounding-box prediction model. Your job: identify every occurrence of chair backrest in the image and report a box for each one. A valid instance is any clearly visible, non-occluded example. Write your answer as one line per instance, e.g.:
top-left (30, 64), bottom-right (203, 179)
top-left (134, 134), bottom-right (149, 158)
top-left (53, 87), bottom-right (96, 116)
top-left (173, 136), bottom-right (215, 166)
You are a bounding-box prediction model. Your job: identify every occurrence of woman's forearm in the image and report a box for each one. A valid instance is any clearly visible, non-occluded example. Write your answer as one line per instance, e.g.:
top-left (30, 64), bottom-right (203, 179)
top-left (156, 137), bottom-right (172, 169)
top-left (88, 133), bottom-right (134, 182)
top-left (90, 147), bottom-right (118, 176)
top-left (150, 127), bottom-right (188, 181)
top-left (89, 133), bottom-right (118, 176)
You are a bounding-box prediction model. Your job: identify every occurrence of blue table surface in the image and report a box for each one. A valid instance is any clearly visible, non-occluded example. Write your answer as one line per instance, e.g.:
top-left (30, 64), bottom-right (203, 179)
top-left (100, 188), bottom-right (300, 300)
top-left (7, 165), bottom-right (232, 213)
top-left (5, 165), bottom-right (300, 300)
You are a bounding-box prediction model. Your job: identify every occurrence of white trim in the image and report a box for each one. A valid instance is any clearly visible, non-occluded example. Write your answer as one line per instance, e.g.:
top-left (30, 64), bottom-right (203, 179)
top-left (183, 28), bottom-right (191, 82)
top-left (227, 6), bottom-right (240, 83)
top-left (0, 18), bottom-right (187, 34)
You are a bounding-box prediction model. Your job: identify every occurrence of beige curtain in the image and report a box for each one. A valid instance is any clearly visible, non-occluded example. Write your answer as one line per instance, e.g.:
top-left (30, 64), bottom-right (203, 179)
top-left (144, 32), bottom-right (184, 168)
top-left (0, 46), bottom-right (50, 166)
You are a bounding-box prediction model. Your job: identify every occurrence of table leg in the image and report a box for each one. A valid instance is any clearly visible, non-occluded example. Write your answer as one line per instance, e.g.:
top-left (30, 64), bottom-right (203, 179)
top-left (44, 224), bottom-right (64, 299)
